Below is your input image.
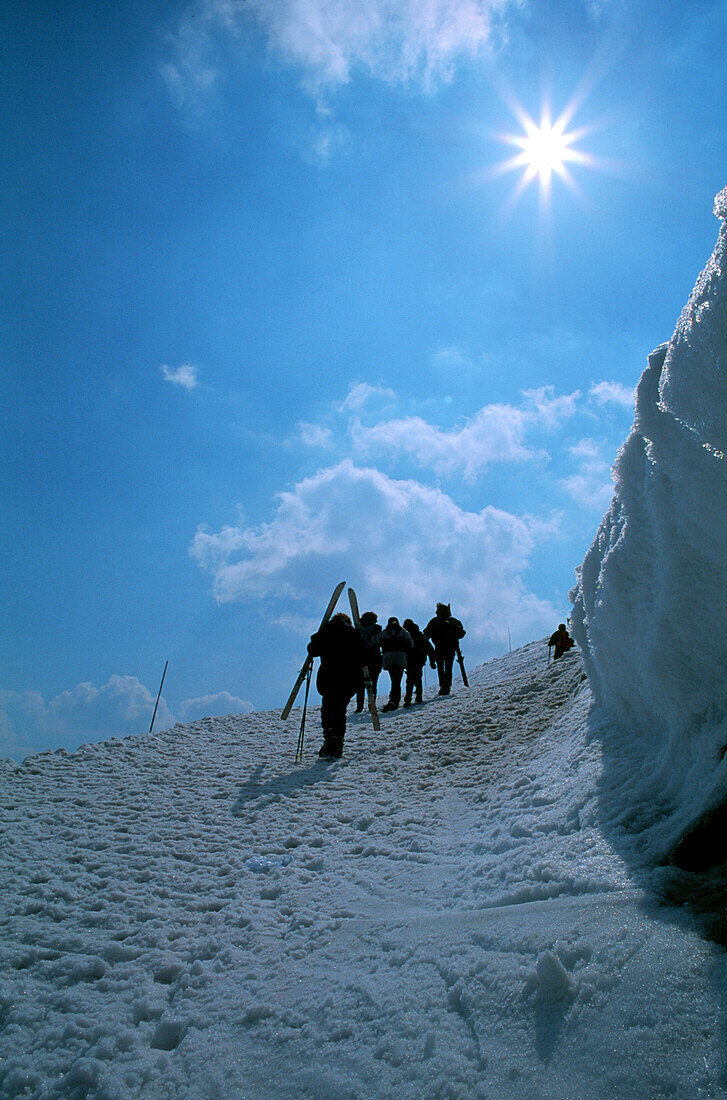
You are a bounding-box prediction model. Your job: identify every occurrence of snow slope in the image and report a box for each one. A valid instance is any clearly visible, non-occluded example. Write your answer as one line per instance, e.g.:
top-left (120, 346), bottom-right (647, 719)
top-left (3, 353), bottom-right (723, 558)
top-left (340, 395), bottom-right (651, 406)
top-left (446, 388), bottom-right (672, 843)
top-left (572, 188), bottom-right (727, 862)
top-left (2, 643), bottom-right (725, 1099)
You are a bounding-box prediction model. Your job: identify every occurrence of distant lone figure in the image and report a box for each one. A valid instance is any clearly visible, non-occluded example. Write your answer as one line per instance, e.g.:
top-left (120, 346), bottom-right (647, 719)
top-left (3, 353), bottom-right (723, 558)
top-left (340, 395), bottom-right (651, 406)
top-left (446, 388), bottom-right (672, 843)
top-left (308, 612), bottom-right (367, 759)
top-left (423, 603), bottom-right (466, 696)
top-left (548, 623), bottom-right (574, 660)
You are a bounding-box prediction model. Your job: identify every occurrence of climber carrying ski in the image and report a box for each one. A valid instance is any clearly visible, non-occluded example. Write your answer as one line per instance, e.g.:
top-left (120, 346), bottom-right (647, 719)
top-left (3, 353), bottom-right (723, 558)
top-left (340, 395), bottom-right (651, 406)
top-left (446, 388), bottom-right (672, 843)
top-left (548, 623), bottom-right (574, 661)
top-left (423, 603), bottom-right (466, 696)
top-left (307, 612), bottom-right (368, 759)
top-left (354, 610), bottom-right (383, 713)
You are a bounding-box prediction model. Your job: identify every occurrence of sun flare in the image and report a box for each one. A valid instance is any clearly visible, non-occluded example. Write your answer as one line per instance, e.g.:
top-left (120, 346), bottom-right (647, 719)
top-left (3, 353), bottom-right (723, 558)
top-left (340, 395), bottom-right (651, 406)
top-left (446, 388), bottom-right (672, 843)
top-left (514, 117), bottom-right (576, 184)
top-left (494, 100), bottom-right (593, 202)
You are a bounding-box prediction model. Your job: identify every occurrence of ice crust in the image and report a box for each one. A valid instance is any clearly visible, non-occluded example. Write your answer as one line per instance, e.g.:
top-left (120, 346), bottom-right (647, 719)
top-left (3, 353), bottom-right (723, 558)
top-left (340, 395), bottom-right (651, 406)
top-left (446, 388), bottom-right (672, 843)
top-left (571, 189), bottom-right (727, 857)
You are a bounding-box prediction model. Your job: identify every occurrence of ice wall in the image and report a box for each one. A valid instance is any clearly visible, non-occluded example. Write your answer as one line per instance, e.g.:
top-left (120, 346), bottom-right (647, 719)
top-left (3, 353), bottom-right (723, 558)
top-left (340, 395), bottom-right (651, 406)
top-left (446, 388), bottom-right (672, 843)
top-left (571, 188), bottom-right (727, 863)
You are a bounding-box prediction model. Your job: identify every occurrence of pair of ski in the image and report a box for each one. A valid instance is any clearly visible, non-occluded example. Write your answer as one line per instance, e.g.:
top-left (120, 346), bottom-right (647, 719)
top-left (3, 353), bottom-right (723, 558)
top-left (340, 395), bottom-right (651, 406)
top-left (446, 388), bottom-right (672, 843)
top-left (281, 582), bottom-right (380, 760)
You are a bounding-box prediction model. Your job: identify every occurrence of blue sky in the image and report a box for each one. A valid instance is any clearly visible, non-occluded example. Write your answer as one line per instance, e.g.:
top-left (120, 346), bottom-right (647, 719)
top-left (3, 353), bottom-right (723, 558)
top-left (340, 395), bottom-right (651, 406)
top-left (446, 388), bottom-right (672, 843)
top-left (3, 0), bottom-right (726, 758)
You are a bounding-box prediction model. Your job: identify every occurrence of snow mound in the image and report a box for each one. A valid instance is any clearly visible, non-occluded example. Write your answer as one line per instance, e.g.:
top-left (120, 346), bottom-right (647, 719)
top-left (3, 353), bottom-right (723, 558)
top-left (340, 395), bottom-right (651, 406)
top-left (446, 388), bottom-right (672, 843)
top-left (571, 188), bottom-right (727, 863)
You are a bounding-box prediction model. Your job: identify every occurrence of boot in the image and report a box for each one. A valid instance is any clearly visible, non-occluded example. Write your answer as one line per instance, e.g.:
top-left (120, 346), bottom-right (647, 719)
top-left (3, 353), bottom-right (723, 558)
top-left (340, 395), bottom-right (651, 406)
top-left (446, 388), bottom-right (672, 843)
top-left (318, 732), bottom-right (337, 758)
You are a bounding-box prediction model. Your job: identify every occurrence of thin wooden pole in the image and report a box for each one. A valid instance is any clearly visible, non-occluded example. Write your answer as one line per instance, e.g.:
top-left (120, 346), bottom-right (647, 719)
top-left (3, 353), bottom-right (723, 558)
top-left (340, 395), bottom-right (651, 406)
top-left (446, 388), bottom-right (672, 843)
top-left (149, 661), bottom-right (168, 734)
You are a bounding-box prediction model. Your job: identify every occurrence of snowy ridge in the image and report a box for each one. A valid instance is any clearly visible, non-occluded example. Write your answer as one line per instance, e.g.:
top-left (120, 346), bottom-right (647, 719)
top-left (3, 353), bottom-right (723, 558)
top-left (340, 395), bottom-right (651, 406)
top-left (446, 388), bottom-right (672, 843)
top-left (2, 642), bottom-right (725, 1098)
top-left (572, 189), bottom-right (727, 861)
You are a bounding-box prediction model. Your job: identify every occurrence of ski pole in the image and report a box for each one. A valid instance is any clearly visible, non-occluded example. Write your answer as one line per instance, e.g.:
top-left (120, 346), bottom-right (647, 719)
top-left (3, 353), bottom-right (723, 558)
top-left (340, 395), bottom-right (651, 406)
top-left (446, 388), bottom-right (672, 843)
top-left (149, 660), bottom-right (168, 734)
top-left (295, 663), bottom-right (313, 763)
top-left (547, 645), bottom-right (551, 667)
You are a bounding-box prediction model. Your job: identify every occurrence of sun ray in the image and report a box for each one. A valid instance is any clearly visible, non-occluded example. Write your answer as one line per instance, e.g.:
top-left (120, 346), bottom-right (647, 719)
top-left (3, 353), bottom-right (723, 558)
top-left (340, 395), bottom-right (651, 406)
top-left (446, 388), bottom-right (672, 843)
top-left (493, 98), bottom-right (595, 205)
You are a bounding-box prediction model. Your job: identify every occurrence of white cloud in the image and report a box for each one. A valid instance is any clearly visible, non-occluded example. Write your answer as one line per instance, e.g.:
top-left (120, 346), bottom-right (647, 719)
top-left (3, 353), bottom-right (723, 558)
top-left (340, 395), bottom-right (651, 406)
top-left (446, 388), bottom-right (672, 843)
top-left (589, 380), bottom-right (635, 410)
top-left (561, 438), bottom-right (614, 511)
top-left (350, 386), bottom-right (580, 480)
top-left (523, 386), bottom-right (581, 428)
top-left (430, 344), bottom-right (491, 378)
top-left (0, 676), bottom-right (176, 762)
top-left (179, 692), bottom-right (254, 721)
top-left (161, 363), bottom-right (199, 390)
top-left (338, 382), bottom-right (396, 412)
top-left (160, 3), bottom-right (224, 108)
top-left (585, 0), bottom-right (611, 17)
top-left (432, 345), bottom-right (471, 371)
top-left (190, 459), bottom-right (558, 649)
top-left (0, 677), bottom-right (256, 762)
top-left (310, 121), bottom-right (353, 163)
top-left (242, 0), bottom-right (510, 89)
top-left (298, 421), bottom-right (334, 448)
top-left (163, 0), bottom-right (512, 105)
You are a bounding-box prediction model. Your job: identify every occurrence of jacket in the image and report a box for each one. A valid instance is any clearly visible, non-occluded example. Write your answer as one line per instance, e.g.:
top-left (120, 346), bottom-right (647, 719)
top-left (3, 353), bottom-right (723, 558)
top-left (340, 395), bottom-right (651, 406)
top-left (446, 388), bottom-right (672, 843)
top-left (404, 624), bottom-right (436, 670)
top-left (360, 622), bottom-right (383, 675)
top-left (380, 623), bottom-right (413, 671)
top-left (423, 615), bottom-right (465, 653)
top-left (308, 619), bottom-right (368, 697)
top-left (548, 629), bottom-right (574, 654)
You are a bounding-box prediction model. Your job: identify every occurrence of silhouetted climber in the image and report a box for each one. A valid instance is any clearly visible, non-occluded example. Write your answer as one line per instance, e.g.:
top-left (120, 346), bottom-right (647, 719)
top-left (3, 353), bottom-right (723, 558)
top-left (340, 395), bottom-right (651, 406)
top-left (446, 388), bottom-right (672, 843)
top-left (354, 611), bottom-right (382, 713)
top-left (380, 617), bottom-right (413, 712)
top-left (307, 612), bottom-right (368, 759)
top-left (423, 603), bottom-right (466, 696)
top-left (548, 623), bottom-right (574, 660)
top-left (402, 619), bottom-right (435, 707)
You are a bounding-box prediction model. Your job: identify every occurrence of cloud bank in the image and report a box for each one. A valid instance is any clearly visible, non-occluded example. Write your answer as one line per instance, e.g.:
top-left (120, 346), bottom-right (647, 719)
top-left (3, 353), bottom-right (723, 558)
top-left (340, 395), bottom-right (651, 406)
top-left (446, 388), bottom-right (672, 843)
top-left (179, 692), bottom-right (254, 721)
top-left (0, 676), bottom-right (176, 762)
top-left (0, 678), bottom-right (253, 762)
top-left (190, 459), bottom-right (559, 648)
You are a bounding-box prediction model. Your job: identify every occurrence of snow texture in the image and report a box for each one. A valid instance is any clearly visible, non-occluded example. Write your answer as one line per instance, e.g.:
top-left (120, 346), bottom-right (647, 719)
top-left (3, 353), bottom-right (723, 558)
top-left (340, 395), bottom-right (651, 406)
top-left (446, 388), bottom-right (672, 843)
top-left (572, 188), bottom-right (727, 861)
top-left (2, 644), bottom-right (726, 1098)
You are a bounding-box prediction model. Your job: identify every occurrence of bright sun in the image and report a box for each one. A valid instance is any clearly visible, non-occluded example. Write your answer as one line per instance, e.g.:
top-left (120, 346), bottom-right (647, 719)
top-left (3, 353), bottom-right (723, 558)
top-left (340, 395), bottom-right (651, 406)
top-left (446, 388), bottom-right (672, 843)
top-left (494, 101), bottom-right (593, 201)
top-left (515, 116), bottom-right (575, 184)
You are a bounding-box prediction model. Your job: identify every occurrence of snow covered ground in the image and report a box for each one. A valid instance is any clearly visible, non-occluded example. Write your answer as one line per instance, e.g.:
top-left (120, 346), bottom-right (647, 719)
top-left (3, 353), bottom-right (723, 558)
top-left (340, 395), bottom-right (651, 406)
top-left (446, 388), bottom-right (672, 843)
top-left (2, 641), bottom-right (726, 1099)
